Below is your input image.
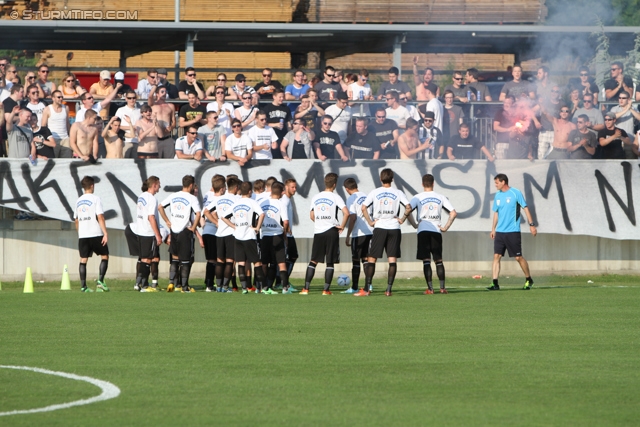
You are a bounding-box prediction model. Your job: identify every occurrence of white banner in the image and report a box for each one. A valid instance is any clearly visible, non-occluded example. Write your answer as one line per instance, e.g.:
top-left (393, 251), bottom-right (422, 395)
top-left (0, 159), bottom-right (638, 240)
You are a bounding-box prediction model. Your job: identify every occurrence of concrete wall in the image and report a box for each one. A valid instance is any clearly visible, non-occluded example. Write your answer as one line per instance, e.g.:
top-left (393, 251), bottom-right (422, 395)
top-left (2, 220), bottom-right (639, 281)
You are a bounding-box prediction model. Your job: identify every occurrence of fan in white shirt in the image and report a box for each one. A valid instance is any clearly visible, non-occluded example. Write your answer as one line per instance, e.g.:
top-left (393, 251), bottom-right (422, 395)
top-left (247, 111), bottom-right (278, 160)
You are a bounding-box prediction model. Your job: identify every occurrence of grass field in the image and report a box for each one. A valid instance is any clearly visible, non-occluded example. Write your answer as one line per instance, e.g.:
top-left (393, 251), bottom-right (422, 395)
top-left (1, 275), bottom-right (639, 426)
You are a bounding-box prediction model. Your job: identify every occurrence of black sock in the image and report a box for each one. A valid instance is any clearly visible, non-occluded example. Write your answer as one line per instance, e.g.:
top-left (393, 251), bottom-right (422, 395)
top-left (364, 262), bottom-right (376, 292)
top-left (255, 265), bottom-right (266, 290)
top-left (150, 261), bottom-right (159, 286)
top-left (239, 268), bottom-right (247, 290)
top-left (267, 265), bottom-right (277, 289)
top-left (352, 261), bottom-right (361, 290)
top-left (205, 261), bottom-right (215, 289)
top-left (304, 262), bottom-right (317, 290)
top-left (424, 260), bottom-right (433, 290)
top-left (231, 264), bottom-right (237, 288)
top-left (135, 259), bottom-right (142, 286)
top-left (324, 264), bottom-right (334, 291)
top-left (169, 259), bottom-right (179, 284)
top-left (99, 259), bottom-right (108, 282)
top-left (386, 262), bottom-right (397, 293)
top-left (436, 261), bottom-right (445, 289)
top-left (180, 261), bottom-right (191, 289)
top-left (280, 269), bottom-right (289, 290)
top-left (224, 262), bottom-right (233, 288)
top-left (493, 278), bottom-right (499, 287)
top-left (141, 262), bottom-right (151, 288)
top-left (287, 259), bottom-right (296, 276)
top-left (215, 262), bottom-right (224, 288)
top-left (274, 267), bottom-right (282, 287)
top-left (526, 276), bottom-right (533, 284)
top-left (79, 262), bottom-right (87, 288)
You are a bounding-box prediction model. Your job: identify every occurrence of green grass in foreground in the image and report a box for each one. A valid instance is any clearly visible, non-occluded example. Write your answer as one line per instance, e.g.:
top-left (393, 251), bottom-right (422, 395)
top-left (0, 275), bottom-right (639, 426)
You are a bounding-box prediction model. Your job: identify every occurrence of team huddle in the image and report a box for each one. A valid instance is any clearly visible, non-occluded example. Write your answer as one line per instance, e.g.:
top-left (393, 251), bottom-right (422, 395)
top-left (73, 169), bottom-right (537, 294)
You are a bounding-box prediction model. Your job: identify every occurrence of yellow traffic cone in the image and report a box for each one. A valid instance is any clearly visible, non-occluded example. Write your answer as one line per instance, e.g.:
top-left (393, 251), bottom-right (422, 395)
top-left (60, 264), bottom-right (71, 291)
top-left (23, 267), bottom-right (34, 293)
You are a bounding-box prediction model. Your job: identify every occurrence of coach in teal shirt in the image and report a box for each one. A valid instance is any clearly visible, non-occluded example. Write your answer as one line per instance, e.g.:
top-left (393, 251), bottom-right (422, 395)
top-left (488, 173), bottom-right (537, 291)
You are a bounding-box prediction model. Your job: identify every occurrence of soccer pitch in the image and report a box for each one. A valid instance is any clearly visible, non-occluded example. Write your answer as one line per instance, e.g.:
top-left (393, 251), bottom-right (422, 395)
top-left (1, 276), bottom-right (639, 426)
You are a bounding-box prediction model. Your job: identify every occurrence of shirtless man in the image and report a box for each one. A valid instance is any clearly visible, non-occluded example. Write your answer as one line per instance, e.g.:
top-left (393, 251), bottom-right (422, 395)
top-left (148, 85), bottom-right (176, 158)
top-left (413, 56), bottom-right (440, 102)
top-left (70, 109), bottom-right (99, 162)
top-left (398, 118), bottom-right (432, 159)
top-left (135, 105), bottom-right (162, 158)
top-left (101, 116), bottom-right (131, 158)
top-left (543, 105), bottom-right (577, 160)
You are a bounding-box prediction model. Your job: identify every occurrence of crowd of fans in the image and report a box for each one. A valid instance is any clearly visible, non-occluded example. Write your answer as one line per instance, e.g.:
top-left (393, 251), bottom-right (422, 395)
top-left (0, 57), bottom-right (636, 163)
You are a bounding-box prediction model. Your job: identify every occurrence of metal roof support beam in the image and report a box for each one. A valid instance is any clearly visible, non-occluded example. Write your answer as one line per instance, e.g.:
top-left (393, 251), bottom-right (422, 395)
top-left (393, 34), bottom-right (406, 78)
top-left (119, 50), bottom-right (126, 72)
top-left (185, 33), bottom-right (195, 68)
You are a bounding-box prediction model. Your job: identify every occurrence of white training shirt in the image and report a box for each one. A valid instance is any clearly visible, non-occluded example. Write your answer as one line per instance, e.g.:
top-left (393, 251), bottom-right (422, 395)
top-left (281, 194), bottom-right (294, 237)
top-left (161, 191), bottom-right (201, 233)
top-left (206, 102), bottom-right (235, 135)
top-left (74, 193), bottom-right (104, 239)
top-left (136, 192), bottom-right (159, 237)
top-left (346, 191), bottom-right (373, 237)
top-left (260, 197), bottom-right (289, 237)
top-left (364, 186), bottom-right (409, 230)
top-left (247, 126), bottom-right (277, 159)
top-left (224, 133), bottom-right (253, 159)
top-left (214, 193), bottom-right (238, 237)
top-left (201, 190), bottom-right (218, 236)
top-left (227, 197), bottom-right (264, 241)
top-left (409, 191), bottom-right (455, 234)
top-left (310, 191), bottom-right (346, 234)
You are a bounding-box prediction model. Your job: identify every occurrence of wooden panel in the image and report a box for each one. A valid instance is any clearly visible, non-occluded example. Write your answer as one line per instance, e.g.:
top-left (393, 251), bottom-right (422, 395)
top-left (328, 53), bottom-right (518, 72)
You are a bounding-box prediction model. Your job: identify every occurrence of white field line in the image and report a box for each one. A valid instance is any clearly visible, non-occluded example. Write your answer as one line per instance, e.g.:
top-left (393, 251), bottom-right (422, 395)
top-left (0, 365), bottom-right (120, 416)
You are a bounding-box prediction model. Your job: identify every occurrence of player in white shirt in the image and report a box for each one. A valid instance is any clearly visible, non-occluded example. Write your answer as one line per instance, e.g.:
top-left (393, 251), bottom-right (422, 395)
top-left (74, 176), bottom-right (109, 292)
top-left (404, 173), bottom-right (457, 294)
top-left (343, 177), bottom-right (373, 294)
top-left (247, 111), bottom-right (278, 160)
top-left (222, 181), bottom-right (267, 293)
top-left (259, 182), bottom-right (290, 294)
top-left (124, 176), bottom-right (163, 292)
top-left (210, 176), bottom-right (240, 291)
top-left (360, 168), bottom-right (410, 296)
top-left (159, 175), bottom-right (202, 293)
top-left (303, 173), bottom-right (349, 295)
top-left (279, 178), bottom-right (300, 292)
top-left (201, 174), bottom-right (226, 292)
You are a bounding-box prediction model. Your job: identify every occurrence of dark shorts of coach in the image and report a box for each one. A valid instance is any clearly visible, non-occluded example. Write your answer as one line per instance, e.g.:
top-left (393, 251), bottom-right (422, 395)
top-left (494, 232), bottom-right (522, 257)
top-left (416, 231), bottom-right (443, 260)
top-left (260, 234), bottom-right (287, 265)
top-left (79, 236), bottom-right (109, 258)
top-left (171, 229), bottom-right (194, 262)
top-left (310, 228), bottom-right (340, 264)
top-left (235, 239), bottom-right (261, 264)
top-left (368, 228), bottom-right (401, 259)
top-left (216, 235), bottom-right (235, 260)
top-left (351, 235), bottom-right (372, 260)
top-left (287, 236), bottom-right (298, 260)
top-left (203, 234), bottom-right (217, 260)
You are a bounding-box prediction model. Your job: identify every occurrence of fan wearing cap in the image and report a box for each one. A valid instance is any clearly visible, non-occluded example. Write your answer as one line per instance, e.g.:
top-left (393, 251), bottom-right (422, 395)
top-left (597, 113), bottom-right (632, 159)
top-left (178, 67), bottom-right (205, 100)
top-left (89, 70), bottom-right (114, 118)
top-left (108, 71), bottom-right (134, 117)
top-left (418, 111), bottom-right (445, 159)
top-left (155, 68), bottom-right (179, 100)
top-left (230, 74), bottom-right (257, 105)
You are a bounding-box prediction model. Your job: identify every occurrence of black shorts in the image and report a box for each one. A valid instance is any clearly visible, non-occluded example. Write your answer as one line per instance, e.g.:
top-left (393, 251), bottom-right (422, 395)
top-left (124, 225), bottom-right (139, 257)
top-left (310, 228), bottom-right (340, 264)
top-left (138, 235), bottom-right (157, 259)
top-left (368, 228), bottom-right (402, 259)
top-left (260, 234), bottom-right (287, 265)
top-left (203, 234), bottom-right (217, 260)
top-left (235, 239), bottom-right (261, 264)
top-left (79, 236), bottom-right (109, 258)
top-left (494, 232), bottom-right (522, 257)
top-left (216, 235), bottom-right (235, 261)
top-left (416, 231), bottom-right (443, 260)
top-left (170, 229), bottom-right (194, 261)
top-left (287, 236), bottom-right (298, 260)
top-left (351, 235), bottom-right (372, 260)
